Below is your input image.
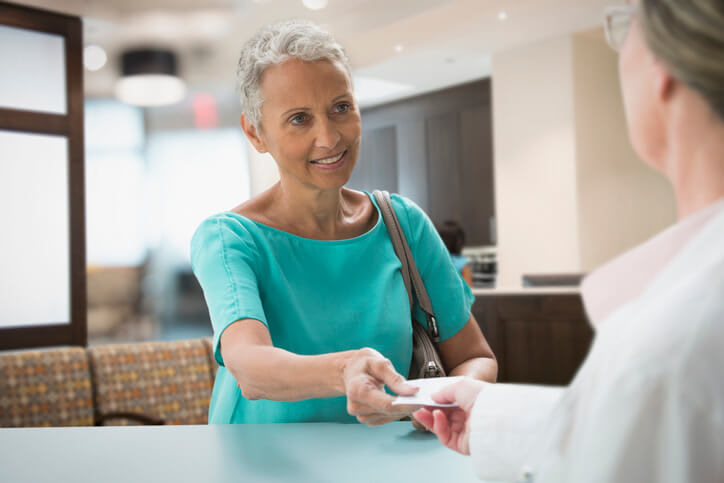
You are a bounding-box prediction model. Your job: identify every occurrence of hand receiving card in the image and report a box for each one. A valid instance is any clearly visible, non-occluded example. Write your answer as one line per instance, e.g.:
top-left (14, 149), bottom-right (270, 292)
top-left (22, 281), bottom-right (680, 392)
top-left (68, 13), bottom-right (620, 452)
top-left (392, 376), bottom-right (464, 407)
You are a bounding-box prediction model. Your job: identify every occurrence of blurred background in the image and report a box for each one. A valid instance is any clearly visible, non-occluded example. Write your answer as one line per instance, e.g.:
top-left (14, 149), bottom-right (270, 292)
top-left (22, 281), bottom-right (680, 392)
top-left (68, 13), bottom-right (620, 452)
top-left (1, 0), bottom-right (676, 347)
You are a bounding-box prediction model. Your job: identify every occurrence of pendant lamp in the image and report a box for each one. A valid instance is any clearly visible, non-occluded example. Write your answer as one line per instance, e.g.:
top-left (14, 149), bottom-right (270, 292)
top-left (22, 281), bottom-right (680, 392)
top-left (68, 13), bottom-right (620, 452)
top-left (115, 48), bottom-right (186, 107)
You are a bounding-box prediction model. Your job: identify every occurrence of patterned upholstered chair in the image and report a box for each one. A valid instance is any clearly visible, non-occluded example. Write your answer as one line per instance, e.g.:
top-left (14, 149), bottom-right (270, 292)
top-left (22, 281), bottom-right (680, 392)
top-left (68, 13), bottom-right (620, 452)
top-left (0, 348), bottom-right (94, 427)
top-left (88, 338), bottom-right (213, 426)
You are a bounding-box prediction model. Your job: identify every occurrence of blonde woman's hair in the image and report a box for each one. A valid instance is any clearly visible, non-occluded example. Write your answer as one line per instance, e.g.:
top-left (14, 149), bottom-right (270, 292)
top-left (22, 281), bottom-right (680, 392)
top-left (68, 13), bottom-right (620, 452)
top-left (639, 0), bottom-right (724, 120)
top-left (236, 19), bottom-right (352, 128)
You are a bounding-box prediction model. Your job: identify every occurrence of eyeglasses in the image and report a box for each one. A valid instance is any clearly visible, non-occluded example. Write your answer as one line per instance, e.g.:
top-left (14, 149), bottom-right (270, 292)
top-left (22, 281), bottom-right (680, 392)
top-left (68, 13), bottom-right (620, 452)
top-left (604, 5), bottom-right (637, 52)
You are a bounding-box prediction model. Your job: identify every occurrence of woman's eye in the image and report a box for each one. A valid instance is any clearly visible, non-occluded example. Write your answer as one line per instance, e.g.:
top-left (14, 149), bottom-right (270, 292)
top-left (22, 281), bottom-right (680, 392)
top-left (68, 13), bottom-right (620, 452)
top-left (290, 113), bottom-right (308, 125)
top-left (334, 103), bottom-right (350, 113)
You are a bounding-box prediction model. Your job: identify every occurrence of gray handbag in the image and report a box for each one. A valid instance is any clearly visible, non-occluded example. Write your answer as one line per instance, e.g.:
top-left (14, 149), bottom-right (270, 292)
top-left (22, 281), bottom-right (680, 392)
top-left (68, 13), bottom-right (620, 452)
top-left (373, 190), bottom-right (446, 380)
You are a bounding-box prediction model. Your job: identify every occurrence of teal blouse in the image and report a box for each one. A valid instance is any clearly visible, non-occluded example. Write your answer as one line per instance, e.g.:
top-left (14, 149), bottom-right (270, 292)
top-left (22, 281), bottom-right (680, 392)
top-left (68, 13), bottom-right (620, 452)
top-left (190, 192), bottom-right (474, 424)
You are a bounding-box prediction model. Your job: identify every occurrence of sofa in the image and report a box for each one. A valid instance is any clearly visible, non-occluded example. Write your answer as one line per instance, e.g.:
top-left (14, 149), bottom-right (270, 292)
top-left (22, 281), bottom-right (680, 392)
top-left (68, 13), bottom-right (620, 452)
top-left (0, 338), bottom-right (218, 428)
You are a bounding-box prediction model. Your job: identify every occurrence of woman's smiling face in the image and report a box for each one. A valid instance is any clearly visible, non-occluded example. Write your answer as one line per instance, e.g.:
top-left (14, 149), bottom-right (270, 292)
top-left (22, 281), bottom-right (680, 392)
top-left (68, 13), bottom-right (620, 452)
top-left (250, 57), bottom-right (362, 192)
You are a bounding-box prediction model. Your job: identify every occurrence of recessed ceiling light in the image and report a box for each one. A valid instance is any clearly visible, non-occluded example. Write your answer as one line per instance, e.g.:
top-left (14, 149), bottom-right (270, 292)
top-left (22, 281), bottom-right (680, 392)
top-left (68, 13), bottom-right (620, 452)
top-left (394, 44), bottom-right (404, 53)
top-left (302, 0), bottom-right (328, 10)
top-left (498, 11), bottom-right (508, 21)
top-left (353, 76), bottom-right (414, 105)
top-left (83, 45), bottom-right (107, 71)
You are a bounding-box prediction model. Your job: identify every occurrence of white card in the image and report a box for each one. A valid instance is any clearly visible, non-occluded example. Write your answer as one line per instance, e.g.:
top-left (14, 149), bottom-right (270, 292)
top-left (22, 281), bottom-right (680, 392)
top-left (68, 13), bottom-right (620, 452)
top-left (392, 376), bottom-right (464, 407)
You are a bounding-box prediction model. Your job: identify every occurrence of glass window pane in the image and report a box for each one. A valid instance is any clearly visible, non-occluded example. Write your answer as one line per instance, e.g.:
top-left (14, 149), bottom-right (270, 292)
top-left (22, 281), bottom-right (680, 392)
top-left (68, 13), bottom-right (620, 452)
top-left (86, 152), bottom-right (148, 266)
top-left (0, 131), bottom-right (70, 327)
top-left (146, 129), bottom-right (250, 265)
top-left (0, 25), bottom-right (66, 114)
top-left (85, 100), bottom-right (144, 151)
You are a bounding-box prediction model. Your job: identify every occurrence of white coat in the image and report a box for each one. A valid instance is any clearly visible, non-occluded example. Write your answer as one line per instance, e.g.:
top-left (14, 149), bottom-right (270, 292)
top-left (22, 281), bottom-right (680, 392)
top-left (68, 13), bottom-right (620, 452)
top-left (469, 199), bottom-right (724, 482)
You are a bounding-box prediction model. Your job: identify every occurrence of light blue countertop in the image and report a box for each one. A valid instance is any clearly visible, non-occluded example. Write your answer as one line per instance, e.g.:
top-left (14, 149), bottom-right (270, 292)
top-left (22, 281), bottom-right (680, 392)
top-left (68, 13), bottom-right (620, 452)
top-left (472, 286), bottom-right (580, 295)
top-left (0, 422), bottom-right (478, 483)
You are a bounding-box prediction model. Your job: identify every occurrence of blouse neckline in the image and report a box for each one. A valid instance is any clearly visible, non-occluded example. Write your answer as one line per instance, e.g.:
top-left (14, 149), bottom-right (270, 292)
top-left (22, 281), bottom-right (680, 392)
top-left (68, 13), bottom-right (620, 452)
top-left (221, 190), bottom-right (384, 246)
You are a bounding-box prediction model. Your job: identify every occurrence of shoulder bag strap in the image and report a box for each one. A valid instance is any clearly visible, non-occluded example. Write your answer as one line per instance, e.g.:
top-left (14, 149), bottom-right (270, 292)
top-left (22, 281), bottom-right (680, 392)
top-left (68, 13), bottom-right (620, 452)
top-left (373, 190), bottom-right (440, 342)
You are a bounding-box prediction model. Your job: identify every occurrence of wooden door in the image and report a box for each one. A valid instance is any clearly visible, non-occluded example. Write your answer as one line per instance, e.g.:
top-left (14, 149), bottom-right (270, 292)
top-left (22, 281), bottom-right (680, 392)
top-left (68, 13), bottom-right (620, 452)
top-left (0, 2), bottom-right (86, 349)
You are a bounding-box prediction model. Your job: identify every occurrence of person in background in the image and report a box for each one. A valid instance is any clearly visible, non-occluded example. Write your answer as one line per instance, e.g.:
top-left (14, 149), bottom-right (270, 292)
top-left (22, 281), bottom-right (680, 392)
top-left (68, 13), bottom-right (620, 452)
top-left (190, 20), bottom-right (497, 426)
top-left (437, 220), bottom-right (473, 287)
top-left (415, 0), bottom-right (724, 481)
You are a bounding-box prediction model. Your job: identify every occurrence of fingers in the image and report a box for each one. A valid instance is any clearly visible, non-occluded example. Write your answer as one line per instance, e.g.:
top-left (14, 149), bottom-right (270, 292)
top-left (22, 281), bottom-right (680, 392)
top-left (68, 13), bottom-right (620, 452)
top-left (349, 383), bottom-right (397, 413)
top-left (431, 378), bottom-right (484, 411)
top-left (387, 403), bottom-right (422, 414)
top-left (349, 399), bottom-right (387, 417)
top-left (348, 391), bottom-right (410, 414)
top-left (415, 407), bottom-right (471, 455)
top-left (432, 409), bottom-right (453, 448)
top-left (367, 357), bottom-right (418, 397)
top-left (344, 349), bottom-right (422, 426)
top-left (413, 409), bottom-right (432, 427)
top-left (430, 381), bottom-right (461, 405)
top-left (412, 410), bottom-right (433, 431)
top-left (349, 395), bottom-right (419, 420)
top-left (351, 397), bottom-right (405, 426)
top-left (349, 398), bottom-right (418, 419)
top-left (411, 417), bottom-right (428, 432)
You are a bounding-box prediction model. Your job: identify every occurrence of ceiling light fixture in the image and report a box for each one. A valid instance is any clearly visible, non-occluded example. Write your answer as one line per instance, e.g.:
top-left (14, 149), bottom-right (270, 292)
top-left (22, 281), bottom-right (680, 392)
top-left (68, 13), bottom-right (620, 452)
top-left (302, 0), bottom-right (328, 11)
top-left (394, 44), bottom-right (404, 53)
top-left (83, 45), bottom-right (107, 71)
top-left (115, 48), bottom-right (186, 107)
top-left (498, 11), bottom-right (508, 21)
top-left (353, 76), bottom-right (414, 106)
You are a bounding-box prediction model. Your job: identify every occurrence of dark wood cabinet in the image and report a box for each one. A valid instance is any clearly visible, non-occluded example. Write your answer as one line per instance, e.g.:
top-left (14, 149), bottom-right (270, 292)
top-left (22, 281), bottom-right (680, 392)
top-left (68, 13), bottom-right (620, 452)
top-left (425, 111), bottom-right (463, 225)
top-left (459, 106), bottom-right (495, 245)
top-left (473, 293), bottom-right (594, 385)
top-left (354, 79), bottom-right (496, 245)
top-left (348, 125), bottom-right (398, 193)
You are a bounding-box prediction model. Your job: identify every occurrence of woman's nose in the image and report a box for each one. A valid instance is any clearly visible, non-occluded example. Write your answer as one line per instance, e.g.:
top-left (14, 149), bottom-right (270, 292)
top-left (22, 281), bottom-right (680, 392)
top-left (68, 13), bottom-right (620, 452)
top-left (314, 119), bottom-right (341, 150)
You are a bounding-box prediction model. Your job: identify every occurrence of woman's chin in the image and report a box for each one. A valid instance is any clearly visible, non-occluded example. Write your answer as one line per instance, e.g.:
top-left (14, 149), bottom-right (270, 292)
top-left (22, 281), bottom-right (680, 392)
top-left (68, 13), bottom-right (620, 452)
top-left (308, 162), bottom-right (356, 190)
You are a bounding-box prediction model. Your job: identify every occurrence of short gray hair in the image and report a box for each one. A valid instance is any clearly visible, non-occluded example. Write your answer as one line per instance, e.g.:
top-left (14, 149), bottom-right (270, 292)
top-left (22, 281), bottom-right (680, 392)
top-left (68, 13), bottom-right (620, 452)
top-left (640, 0), bottom-right (724, 120)
top-left (236, 19), bottom-right (352, 128)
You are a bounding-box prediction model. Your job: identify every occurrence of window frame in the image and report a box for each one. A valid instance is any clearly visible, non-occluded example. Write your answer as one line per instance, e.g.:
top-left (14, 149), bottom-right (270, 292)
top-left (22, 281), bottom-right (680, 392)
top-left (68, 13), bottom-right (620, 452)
top-left (0, 1), bottom-right (86, 350)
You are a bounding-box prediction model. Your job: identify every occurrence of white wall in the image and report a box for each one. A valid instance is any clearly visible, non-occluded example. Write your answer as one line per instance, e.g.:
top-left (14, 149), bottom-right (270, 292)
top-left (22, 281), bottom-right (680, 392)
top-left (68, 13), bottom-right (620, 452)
top-left (492, 35), bottom-right (581, 288)
top-left (247, 145), bottom-right (280, 196)
top-left (572, 30), bottom-right (676, 271)
top-left (492, 28), bottom-right (676, 288)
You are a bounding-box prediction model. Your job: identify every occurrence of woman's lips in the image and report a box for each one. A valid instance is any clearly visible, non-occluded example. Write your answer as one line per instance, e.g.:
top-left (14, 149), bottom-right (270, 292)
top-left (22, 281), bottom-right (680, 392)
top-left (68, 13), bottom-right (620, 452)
top-left (310, 149), bottom-right (347, 170)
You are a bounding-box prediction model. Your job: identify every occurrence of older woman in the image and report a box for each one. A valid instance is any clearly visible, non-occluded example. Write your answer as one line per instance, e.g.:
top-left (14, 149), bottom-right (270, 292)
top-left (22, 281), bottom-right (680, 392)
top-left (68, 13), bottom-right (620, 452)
top-left (190, 20), bottom-right (497, 425)
top-left (415, 0), bottom-right (724, 481)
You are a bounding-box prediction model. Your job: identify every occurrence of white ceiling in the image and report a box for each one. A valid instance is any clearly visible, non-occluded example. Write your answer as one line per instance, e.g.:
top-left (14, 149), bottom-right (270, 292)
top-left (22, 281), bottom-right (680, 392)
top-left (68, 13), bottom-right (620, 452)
top-left (14, 0), bottom-right (612, 107)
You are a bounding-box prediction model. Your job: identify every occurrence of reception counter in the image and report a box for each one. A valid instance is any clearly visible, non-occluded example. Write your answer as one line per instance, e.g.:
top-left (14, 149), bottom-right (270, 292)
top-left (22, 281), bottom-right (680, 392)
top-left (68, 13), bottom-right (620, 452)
top-left (472, 289), bottom-right (592, 385)
top-left (471, 286), bottom-right (580, 296)
top-left (0, 422), bottom-right (477, 483)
